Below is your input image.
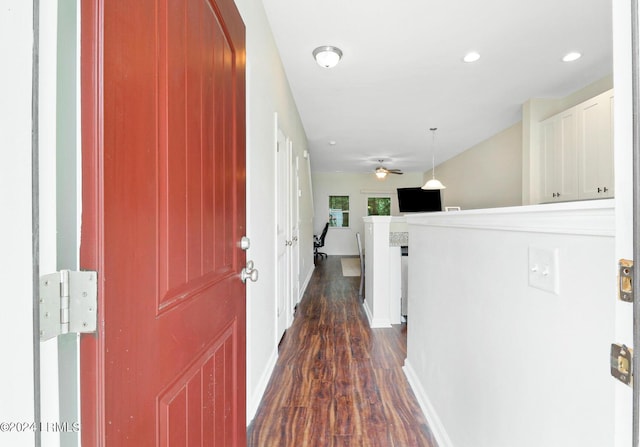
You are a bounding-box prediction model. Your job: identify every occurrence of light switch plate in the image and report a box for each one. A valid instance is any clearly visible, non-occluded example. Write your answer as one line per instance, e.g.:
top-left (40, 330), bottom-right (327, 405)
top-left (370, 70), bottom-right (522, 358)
top-left (528, 246), bottom-right (559, 294)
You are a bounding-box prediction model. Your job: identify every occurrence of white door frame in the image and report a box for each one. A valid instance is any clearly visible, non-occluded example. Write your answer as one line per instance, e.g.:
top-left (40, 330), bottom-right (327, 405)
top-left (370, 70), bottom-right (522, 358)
top-left (631, 1), bottom-right (640, 443)
top-left (0, 2), bottom-right (38, 446)
top-left (288, 141), bottom-right (300, 323)
top-left (276, 126), bottom-right (291, 341)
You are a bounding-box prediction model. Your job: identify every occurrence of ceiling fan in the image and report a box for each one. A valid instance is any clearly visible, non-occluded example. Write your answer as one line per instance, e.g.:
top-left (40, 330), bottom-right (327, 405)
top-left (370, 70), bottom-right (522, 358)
top-left (374, 160), bottom-right (403, 179)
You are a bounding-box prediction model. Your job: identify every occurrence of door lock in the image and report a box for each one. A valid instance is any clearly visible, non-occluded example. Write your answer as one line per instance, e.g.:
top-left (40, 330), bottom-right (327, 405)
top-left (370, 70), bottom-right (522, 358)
top-left (241, 260), bottom-right (259, 283)
top-left (239, 236), bottom-right (251, 251)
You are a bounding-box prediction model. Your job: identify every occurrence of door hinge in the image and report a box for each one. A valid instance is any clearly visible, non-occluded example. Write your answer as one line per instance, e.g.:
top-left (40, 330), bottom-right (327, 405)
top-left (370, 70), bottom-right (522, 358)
top-left (39, 270), bottom-right (98, 341)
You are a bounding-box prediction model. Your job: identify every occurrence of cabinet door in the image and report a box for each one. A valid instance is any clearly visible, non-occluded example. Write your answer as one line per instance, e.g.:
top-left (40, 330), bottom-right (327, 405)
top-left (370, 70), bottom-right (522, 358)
top-left (556, 110), bottom-right (579, 201)
top-left (539, 117), bottom-right (559, 202)
top-left (578, 91), bottom-right (614, 199)
top-left (539, 111), bottom-right (578, 203)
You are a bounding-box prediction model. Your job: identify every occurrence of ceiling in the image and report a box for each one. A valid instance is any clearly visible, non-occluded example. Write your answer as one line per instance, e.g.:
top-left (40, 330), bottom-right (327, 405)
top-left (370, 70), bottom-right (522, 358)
top-left (261, 0), bottom-right (613, 176)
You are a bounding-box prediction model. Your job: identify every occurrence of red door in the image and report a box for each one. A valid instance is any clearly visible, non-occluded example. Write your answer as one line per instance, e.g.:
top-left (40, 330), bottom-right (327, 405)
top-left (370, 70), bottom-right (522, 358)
top-left (79, 0), bottom-right (246, 445)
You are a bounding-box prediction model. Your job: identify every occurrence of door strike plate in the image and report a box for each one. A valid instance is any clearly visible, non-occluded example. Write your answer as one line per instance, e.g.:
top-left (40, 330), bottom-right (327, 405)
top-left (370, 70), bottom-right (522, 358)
top-left (610, 343), bottom-right (633, 386)
top-left (619, 259), bottom-right (633, 303)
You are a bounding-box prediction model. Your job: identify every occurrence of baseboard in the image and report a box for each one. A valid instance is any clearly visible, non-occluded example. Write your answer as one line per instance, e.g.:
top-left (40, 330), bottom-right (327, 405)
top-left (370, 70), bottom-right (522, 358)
top-left (299, 265), bottom-right (314, 302)
top-left (362, 299), bottom-right (391, 328)
top-left (403, 360), bottom-right (454, 447)
top-left (246, 347), bottom-right (278, 426)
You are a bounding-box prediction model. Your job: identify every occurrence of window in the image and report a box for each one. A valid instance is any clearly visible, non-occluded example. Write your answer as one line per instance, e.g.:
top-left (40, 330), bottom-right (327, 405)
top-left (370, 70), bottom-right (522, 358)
top-left (328, 195), bottom-right (349, 227)
top-left (367, 197), bottom-right (391, 216)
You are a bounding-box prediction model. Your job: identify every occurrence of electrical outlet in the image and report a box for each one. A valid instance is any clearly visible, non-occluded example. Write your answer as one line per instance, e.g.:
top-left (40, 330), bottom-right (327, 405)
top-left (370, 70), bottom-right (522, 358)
top-left (528, 246), bottom-right (559, 294)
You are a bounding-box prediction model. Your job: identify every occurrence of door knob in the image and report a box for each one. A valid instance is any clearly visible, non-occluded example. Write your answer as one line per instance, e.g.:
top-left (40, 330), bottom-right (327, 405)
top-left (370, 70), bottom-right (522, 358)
top-left (241, 260), bottom-right (259, 283)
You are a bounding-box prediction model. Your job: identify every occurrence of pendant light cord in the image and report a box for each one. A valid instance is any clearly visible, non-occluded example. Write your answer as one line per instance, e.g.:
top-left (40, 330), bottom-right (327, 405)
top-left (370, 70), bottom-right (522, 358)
top-left (430, 127), bottom-right (437, 179)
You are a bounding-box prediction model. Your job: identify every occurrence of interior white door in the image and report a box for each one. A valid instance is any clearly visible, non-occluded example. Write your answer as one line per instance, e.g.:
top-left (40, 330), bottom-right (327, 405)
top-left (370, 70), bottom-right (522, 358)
top-left (276, 128), bottom-right (291, 341)
top-left (288, 142), bottom-right (300, 322)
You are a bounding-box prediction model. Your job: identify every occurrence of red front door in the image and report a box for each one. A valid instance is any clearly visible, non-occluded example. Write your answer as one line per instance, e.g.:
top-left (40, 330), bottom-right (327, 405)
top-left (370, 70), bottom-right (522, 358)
top-left (80, 0), bottom-right (246, 445)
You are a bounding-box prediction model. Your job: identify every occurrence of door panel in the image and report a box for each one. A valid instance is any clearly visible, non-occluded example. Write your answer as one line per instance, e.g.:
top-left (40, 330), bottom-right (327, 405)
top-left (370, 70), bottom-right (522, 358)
top-left (80, 0), bottom-right (246, 445)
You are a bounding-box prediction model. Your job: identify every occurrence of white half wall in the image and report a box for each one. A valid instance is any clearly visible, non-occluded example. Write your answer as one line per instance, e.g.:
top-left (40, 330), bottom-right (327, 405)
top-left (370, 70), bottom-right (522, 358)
top-left (405, 201), bottom-right (616, 447)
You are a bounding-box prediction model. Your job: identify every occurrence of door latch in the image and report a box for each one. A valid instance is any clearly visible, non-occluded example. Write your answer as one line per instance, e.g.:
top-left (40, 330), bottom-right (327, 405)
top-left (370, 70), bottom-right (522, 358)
top-left (610, 343), bottom-right (633, 386)
top-left (619, 259), bottom-right (633, 303)
top-left (39, 270), bottom-right (98, 341)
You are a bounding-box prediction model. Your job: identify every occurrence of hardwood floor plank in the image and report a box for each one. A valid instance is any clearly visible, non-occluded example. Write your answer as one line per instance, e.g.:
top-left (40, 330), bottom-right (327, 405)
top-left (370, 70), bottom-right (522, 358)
top-left (247, 256), bottom-right (438, 447)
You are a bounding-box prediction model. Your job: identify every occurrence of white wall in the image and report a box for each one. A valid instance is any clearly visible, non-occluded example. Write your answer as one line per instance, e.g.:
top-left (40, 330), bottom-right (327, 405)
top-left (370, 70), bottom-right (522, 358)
top-left (0, 2), bottom-right (36, 446)
top-left (232, 0), bottom-right (314, 423)
top-left (423, 123), bottom-right (523, 210)
top-left (404, 202), bottom-right (616, 447)
top-left (311, 172), bottom-right (423, 256)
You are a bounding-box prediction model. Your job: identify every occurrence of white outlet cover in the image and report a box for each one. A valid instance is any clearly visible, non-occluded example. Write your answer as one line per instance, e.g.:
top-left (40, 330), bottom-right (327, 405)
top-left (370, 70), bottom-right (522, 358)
top-left (528, 246), bottom-right (559, 295)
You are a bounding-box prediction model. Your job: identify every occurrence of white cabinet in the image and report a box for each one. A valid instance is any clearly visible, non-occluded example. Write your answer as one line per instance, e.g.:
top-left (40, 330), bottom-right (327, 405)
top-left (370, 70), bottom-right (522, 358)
top-left (538, 89), bottom-right (613, 203)
top-left (577, 91), bottom-right (614, 199)
top-left (540, 110), bottom-right (579, 202)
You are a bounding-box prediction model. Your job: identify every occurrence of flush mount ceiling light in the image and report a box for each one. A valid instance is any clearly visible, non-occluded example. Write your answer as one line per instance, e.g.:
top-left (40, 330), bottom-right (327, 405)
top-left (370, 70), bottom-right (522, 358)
top-left (313, 46), bottom-right (343, 68)
top-left (562, 52), bottom-right (582, 62)
top-left (422, 128), bottom-right (446, 190)
top-left (463, 51), bottom-right (481, 63)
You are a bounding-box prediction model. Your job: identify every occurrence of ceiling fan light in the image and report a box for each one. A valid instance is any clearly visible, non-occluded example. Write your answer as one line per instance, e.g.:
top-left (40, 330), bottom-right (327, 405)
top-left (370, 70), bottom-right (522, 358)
top-left (313, 46), bottom-right (343, 68)
top-left (421, 178), bottom-right (446, 190)
top-left (375, 169), bottom-right (387, 179)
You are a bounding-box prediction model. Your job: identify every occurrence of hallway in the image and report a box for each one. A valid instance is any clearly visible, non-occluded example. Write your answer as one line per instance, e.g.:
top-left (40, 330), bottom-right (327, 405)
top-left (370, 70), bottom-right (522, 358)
top-left (247, 256), bottom-right (438, 446)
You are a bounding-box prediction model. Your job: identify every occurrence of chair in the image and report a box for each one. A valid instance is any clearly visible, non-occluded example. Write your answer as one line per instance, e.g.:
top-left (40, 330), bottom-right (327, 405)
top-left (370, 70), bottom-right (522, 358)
top-left (314, 222), bottom-right (329, 259)
top-left (356, 232), bottom-right (364, 300)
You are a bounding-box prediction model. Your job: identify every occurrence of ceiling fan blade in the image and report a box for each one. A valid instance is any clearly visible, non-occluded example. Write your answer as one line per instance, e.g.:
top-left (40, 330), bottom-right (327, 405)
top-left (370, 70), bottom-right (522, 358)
top-left (387, 169), bottom-right (403, 174)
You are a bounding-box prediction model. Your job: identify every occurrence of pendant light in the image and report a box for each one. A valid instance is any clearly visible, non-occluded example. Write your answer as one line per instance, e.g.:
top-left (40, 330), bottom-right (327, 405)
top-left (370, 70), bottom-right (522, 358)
top-left (421, 127), bottom-right (446, 190)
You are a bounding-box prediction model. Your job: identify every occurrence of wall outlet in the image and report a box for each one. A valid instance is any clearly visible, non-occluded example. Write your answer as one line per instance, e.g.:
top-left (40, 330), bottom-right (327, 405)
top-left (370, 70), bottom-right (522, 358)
top-left (528, 246), bottom-right (559, 295)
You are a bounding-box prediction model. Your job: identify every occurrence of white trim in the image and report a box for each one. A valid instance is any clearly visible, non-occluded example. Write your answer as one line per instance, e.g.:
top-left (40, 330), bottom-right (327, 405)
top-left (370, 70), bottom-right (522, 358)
top-left (406, 199), bottom-right (615, 236)
top-left (298, 264), bottom-right (314, 303)
top-left (403, 360), bottom-right (454, 447)
top-left (362, 299), bottom-right (391, 328)
top-left (246, 347), bottom-right (278, 425)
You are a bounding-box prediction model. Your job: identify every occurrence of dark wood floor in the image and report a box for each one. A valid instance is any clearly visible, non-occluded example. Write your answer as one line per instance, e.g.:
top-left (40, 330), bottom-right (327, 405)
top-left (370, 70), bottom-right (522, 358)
top-left (247, 256), bottom-right (438, 447)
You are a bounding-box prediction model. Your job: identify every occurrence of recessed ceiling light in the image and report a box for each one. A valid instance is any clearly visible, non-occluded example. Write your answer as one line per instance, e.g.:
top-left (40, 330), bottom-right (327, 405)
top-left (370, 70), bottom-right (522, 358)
top-left (463, 51), bottom-right (481, 63)
top-left (562, 52), bottom-right (582, 62)
top-left (328, 140), bottom-right (337, 146)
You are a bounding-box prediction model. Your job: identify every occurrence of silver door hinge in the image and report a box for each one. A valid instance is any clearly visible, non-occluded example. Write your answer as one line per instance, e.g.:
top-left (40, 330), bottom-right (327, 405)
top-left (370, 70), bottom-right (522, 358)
top-left (39, 270), bottom-right (98, 341)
